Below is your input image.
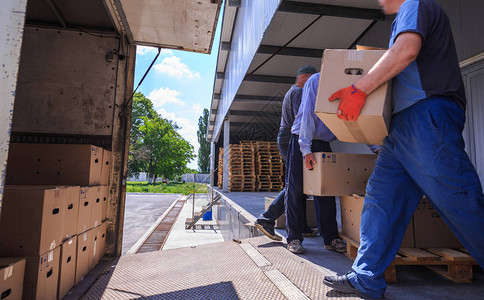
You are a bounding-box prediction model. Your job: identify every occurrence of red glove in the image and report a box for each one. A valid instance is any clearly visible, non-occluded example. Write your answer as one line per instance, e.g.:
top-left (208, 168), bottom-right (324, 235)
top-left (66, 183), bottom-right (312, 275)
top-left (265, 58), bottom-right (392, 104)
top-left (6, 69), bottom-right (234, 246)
top-left (328, 84), bottom-right (367, 121)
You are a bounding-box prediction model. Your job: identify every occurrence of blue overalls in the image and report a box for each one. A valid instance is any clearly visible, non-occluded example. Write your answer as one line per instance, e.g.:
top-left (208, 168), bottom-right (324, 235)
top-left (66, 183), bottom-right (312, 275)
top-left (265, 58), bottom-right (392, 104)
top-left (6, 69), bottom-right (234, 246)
top-left (347, 0), bottom-right (484, 298)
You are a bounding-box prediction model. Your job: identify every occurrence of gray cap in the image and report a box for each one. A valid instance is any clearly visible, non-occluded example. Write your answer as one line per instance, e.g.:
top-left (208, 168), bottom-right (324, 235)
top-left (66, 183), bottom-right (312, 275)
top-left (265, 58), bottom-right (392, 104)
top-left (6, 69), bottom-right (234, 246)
top-left (297, 65), bottom-right (317, 75)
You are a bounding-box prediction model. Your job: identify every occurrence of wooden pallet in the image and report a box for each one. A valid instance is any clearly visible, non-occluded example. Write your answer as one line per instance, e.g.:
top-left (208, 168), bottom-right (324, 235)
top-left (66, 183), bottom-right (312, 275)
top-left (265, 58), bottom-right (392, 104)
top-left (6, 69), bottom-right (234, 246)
top-left (217, 149), bottom-right (223, 187)
top-left (340, 234), bottom-right (478, 283)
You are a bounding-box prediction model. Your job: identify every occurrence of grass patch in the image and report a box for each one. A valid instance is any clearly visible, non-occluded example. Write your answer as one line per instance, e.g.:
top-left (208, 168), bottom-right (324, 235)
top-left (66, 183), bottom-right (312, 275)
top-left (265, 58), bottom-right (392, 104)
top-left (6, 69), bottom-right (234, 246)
top-left (126, 181), bottom-right (208, 195)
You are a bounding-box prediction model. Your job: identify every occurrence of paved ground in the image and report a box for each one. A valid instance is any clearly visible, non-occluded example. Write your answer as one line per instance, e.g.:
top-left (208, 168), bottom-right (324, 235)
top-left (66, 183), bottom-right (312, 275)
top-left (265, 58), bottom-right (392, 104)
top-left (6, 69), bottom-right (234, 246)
top-left (163, 194), bottom-right (224, 250)
top-left (122, 193), bottom-right (180, 254)
top-left (83, 236), bottom-right (359, 300)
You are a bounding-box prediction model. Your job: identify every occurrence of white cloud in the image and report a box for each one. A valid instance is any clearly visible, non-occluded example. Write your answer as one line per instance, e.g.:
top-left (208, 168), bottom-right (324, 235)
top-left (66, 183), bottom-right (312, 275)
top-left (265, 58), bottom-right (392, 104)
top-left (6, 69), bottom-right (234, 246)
top-left (136, 46), bottom-right (174, 56)
top-left (192, 104), bottom-right (203, 115)
top-left (154, 56), bottom-right (200, 79)
top-left (148, 87), bottom-right (185, 107)
top-left (157, 108), bottom-right (199, 159)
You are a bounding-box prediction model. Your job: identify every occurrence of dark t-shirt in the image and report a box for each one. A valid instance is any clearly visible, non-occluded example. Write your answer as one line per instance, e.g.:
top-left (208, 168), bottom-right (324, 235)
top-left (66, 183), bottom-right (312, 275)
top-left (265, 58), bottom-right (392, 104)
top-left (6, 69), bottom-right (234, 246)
top-left (280, 84), bottom-right (302, 131)
top-left (390, 0), bottom-right (466, 113)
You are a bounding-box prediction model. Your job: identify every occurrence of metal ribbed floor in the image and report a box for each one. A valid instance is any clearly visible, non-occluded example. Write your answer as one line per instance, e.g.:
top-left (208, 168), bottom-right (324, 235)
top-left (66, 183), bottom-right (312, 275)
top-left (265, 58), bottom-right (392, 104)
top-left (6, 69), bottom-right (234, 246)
top-left (82, 236), bottom-right (359, 299)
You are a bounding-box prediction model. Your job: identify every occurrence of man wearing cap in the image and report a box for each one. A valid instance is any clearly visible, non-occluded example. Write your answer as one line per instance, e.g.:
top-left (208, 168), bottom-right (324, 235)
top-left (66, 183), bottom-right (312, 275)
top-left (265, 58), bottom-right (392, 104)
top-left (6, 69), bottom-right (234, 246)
top-left (323, 0), bottom-right (484, 298)
top-left (255, 65), bottom-right (318, 241)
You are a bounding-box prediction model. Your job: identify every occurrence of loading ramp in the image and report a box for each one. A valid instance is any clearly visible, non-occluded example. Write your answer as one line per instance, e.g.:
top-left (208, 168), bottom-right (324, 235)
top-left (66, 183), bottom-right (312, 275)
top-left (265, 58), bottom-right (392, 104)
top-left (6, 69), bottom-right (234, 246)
top-left (82, 236), bottom-right (356, 300)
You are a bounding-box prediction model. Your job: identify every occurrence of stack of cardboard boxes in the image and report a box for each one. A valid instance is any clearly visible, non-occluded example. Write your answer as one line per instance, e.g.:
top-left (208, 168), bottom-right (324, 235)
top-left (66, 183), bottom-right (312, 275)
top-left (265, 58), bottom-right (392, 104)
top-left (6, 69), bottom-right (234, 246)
top-left (0, 144), bottom-right (111, 299)
top-left (302, 48), bottom-right (462, 250)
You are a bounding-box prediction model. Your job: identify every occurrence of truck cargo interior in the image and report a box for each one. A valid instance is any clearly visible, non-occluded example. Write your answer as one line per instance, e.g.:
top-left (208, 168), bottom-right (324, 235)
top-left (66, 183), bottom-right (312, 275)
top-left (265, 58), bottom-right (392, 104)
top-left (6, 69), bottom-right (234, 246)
top-left (1, 0), bottom-right (483, 299)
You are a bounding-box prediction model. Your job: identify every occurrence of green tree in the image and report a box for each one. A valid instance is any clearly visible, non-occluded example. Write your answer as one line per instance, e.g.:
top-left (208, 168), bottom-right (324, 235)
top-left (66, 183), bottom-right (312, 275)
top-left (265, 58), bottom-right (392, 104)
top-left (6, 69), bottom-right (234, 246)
top-left (139, 117), bottom-right (194, 182)
top-left (197, 108), bottom-right (210, 173)
top-left (129, 93), bottom-right (157, 177)
top-left (128, 92), bottom-right (195, 182)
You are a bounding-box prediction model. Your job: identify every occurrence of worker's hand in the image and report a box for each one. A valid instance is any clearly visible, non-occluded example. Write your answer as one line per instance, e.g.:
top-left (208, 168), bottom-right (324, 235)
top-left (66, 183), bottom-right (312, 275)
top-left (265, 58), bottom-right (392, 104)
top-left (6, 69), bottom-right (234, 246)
top-left (304, 153), bottom-right (316, 170)
top-left (328, 84), bottom-right (367, 121)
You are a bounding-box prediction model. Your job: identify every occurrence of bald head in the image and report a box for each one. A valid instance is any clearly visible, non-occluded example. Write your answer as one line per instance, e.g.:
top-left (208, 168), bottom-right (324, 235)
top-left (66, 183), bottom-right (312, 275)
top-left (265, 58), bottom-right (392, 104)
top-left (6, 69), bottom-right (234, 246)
top-left (378, 0), bottom-right (406, 15)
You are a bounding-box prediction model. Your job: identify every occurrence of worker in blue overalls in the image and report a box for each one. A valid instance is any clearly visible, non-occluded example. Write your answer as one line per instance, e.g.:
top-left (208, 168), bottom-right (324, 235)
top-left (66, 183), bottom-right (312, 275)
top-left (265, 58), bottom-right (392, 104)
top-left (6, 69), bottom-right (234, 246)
top-left (323, 0), bottom-right (484, 298)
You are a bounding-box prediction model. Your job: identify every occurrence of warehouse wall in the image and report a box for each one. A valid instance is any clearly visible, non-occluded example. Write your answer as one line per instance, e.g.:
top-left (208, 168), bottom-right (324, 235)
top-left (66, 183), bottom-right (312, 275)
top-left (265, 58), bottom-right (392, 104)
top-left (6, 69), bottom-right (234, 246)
top-left (213, 0), bottom-right (281, 141)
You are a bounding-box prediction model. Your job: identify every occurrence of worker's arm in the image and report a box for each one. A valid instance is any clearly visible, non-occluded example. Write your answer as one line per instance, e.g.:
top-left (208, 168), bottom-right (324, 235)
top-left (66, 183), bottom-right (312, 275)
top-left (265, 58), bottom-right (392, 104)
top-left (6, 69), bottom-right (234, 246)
top-left (298, 81), bottom-right (317, 160)
top-left (329, 32), bottom-right (423, 121)
top-left (298, 76), bottom-right (320, 170)
top-left (355, 32), bottom-right (422, 94)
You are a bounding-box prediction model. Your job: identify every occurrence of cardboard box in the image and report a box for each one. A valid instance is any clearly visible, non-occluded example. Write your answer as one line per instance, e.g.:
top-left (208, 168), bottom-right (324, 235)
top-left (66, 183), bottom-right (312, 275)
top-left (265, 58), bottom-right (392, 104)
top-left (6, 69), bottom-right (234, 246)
top-left (89, 226), bottom-right (101, 269)
top-left (0, 258), bottom-right (25, 300)
top-left (78, 187), bottom-right (93, 234)
top-left (100, 185), bottom-right (109, 221)
top-left (340, 195), bottom-right (415, 248)
top-left (303, 153), bottom-right (376, 196)
top-left (414, 197), bottom-right (463, 249)
top-left (75, 231), bottom-right (91, 284)
top-left (96, 222), bottom-right (107, 264)
top-left (6, 143), bottom-right (102, 186)
top-left (23, 247), bottom-right (60, 300)
top-left (100, 149), bottom-right (111, 185)
top-left (315, 49), bottom-right (392, 145)
top-left (62, 186), bottom-right (81, 241)
top-left (0, 187), bottom-right (65, 256)
top-left (264, 197), bottom-right (317, 229)
top-left (87, 186), bottom-right (103, 229)
top-left (58, 237), bottom-right (77, 300)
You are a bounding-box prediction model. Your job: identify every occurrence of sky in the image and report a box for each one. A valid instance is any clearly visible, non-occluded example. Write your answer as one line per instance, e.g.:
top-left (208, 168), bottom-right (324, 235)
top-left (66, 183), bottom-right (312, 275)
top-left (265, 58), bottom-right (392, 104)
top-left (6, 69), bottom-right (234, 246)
top-left (133, 11), bottom-right (222, 170)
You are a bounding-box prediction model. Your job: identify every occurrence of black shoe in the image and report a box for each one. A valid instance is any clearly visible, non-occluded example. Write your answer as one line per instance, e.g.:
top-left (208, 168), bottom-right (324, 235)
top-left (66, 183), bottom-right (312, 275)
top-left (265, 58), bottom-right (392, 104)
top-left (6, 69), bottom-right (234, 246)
top-left (255, 220), bottom-right (282, 241)
top-left (323, 273), bottom-right (380, 299)
top-left (302, 227), bottom-right (318, 237)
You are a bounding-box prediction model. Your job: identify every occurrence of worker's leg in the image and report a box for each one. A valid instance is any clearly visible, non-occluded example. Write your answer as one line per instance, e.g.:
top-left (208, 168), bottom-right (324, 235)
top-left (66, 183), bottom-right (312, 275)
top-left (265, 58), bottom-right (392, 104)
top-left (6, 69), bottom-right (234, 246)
top-left (257, 129), bottom-right (292, 225)
top-left (393, 97), bottom-right (484, 267)
top-left (277, 128), bottom-right (291, 164)
top-left (257, 188), bottom-right (286, 226)
top-left (313, 196), bottom-right (339, 245)
top-left (285, 134), bottom-right (306, 243)
top-left (310, 140), bottom-right (339, 244)
top-left (347, 135), bottom-right (423, 298)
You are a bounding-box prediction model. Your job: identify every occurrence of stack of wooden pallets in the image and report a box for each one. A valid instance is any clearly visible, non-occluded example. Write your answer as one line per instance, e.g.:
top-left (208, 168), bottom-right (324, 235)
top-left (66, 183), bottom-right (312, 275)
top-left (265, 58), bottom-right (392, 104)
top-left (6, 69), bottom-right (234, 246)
top-left (228, 143), bottom-right (256, 192)
top-left (252, 141), bottom-right (284, 192)
top-left (217, 149), bottom-right (223, 188)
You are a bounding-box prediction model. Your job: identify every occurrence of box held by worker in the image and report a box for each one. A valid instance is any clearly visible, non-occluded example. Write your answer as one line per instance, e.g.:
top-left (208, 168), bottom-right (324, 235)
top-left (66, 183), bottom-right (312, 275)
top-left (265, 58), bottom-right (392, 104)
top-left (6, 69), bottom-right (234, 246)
top-left (303, 153), bottom-right (376, 196)
top-left (100, 149), bottom-right (111, 185)
top-left (340, 195), bottom-right (415, 248)
top-left (0, 187), bottom-right (65, 256)
top-left (315, 49), bottom-right (392, 145)
top-left (264, 197), bottom-right (317, 229)
top-left (414, 197), bottom-right (463, 249)
top-left (0, 258), bottom-right (26, 300)
top-left (23, 247), bottom-right (60, 300)
top-left (58, 237), bottom-right (77, 300)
